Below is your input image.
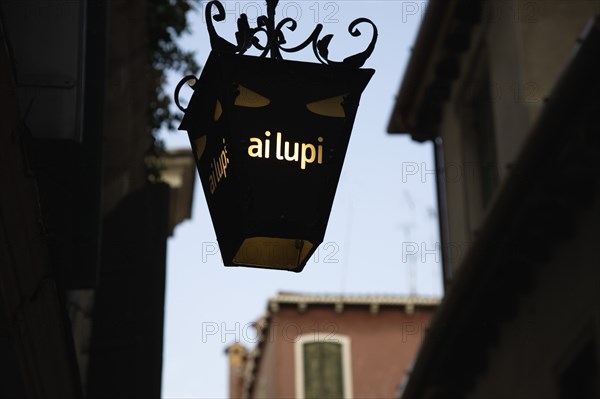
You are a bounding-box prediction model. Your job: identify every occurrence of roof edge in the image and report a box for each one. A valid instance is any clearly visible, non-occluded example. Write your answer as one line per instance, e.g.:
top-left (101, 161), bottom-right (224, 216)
top-left (271, 292), bottom-right (441, 307)
top-left (387, 0), bottom-right (455, 137)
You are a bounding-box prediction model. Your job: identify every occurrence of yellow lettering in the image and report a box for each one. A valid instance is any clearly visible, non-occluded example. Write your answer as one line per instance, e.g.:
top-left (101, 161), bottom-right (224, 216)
top-left (276, 132), bottom-right (283, 160)
top-left (284, 141), bottom-right (299, 162)
top-left (301, 143), bottom-right (316, 170)
top-left (264, 131), bottom-right (271, 159)
top-left (248, 137), bottom-right (263, 158)
top-left (220, 151), bottom-right (228, 177)
top-left (214, 158), bottom-right (222, 181)
top-left (208, 139), bottom-right (230, 194)
top-left (247, 132), bottom-right (324, 170)
top-left (317, 137), bottom-right (324, 164)
top-left (209, 174), bottom-right (216, 193)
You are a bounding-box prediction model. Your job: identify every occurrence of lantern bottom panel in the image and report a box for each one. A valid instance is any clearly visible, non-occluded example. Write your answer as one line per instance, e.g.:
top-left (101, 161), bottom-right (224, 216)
top-left (233, 237), bottom-right (314, 270)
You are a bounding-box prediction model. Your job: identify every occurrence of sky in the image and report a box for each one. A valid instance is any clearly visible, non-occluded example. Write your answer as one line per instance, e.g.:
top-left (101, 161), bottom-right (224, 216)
top-left (159, 1), bottom-right (441, 397)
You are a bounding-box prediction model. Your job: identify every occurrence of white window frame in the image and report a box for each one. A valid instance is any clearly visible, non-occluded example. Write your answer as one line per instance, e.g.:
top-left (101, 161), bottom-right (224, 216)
top-left (294, 333), bottom-right (353, 399)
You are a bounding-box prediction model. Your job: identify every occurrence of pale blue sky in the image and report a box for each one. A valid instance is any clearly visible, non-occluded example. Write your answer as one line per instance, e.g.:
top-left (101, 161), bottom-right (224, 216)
top-left (160, 1), bottom-right (440, 397)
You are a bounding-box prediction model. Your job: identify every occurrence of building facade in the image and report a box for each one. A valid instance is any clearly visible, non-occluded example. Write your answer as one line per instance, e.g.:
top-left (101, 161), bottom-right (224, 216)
top-left (388, 1), bottom-right (600, 398)
top-left (227, 293), bottom-right (439, 399)
top-left (0, 1), bottom-right (195, 397)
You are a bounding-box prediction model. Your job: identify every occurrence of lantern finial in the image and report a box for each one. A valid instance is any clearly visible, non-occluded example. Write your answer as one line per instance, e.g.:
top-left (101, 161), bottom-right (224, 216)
top-left (205, 0), bottom-right (378, 68)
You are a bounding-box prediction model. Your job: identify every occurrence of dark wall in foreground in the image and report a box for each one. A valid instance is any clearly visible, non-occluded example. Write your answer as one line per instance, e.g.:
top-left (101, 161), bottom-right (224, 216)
top-left (87, 183), bottom-right (170, 399)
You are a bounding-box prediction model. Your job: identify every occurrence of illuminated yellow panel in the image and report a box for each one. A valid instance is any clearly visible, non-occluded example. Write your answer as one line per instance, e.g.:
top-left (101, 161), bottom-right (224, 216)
top-left (233, 237), bottom-right (314, 270)
top-left (214, 100), bottom-right (222, 121)
top-left (234, 85), bottom-right (271, 108)
top-left (306, 95), bottom-right (346, 118)
top-left (194, 136), bottom-right (207, 160)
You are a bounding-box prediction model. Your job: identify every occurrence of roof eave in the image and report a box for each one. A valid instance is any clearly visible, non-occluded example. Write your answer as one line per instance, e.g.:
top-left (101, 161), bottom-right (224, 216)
top-left (387, 0), bottom-right (455, 139)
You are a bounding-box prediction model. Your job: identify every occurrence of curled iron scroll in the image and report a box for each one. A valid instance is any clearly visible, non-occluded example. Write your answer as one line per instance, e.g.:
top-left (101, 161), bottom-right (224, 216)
top-left (205, 0), bottom-right (377, 68)
top-left (174, 75), bottom-right (198, 112)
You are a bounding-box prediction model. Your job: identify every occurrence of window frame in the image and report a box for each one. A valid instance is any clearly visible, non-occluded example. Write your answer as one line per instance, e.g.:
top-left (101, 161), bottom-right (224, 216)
top-left (294, 333), bottom-right (353, 399)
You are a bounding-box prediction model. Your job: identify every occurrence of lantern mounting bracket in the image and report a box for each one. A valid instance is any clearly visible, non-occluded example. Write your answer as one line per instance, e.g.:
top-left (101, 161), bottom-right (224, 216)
top-left (205, 0), bottom-right (378, 68)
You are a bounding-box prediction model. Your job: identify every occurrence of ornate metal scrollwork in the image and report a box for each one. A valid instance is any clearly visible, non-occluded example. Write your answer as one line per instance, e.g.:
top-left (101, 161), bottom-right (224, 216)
top-left (205, 0), bottom-right (377, 68)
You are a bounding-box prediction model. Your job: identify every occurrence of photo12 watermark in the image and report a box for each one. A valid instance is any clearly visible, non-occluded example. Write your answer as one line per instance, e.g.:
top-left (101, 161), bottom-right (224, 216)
top-left (200, 241), bottom-right (341, 263)
top-left (401, 241), bottom-right (477, 265)
top-left (400, 161), bottom-right (505, 185)
top-left (201, 1), bottom-right (343, 25)
top-left (201, 321), bottom-right (430, 344)
top-left (201, 321), bottom-right (341, 344)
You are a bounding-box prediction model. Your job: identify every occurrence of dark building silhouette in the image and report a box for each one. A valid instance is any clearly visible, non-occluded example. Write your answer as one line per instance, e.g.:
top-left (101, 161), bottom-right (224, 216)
top-left (388, 1), bottom-right (600, 398)
top-left (0, 1), bottom-right (195, 397)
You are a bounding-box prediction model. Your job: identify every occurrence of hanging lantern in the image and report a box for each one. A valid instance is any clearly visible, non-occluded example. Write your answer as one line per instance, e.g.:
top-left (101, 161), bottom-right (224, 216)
top-left (175, 0), bottom-right (377, 272)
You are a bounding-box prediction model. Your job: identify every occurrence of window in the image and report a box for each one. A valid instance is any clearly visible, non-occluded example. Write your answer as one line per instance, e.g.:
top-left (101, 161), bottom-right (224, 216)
top-left (295, 334), bottom-right (353, 399)
top-left (304, 342), bottom-right (343, 398)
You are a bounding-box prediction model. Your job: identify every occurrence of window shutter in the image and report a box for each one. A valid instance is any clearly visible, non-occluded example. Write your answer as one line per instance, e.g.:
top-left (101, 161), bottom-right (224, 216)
top-left (303, 342), bottom-right (344, 399)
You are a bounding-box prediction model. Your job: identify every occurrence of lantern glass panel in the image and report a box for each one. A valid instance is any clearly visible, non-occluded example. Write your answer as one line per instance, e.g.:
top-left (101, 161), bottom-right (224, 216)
top-left (234, 237), bottom-right (314, 270)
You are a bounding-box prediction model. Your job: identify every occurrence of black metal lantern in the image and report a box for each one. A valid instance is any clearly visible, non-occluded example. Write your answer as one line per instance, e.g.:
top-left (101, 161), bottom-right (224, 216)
top-left (175, 0), bottom-right (377, 272)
